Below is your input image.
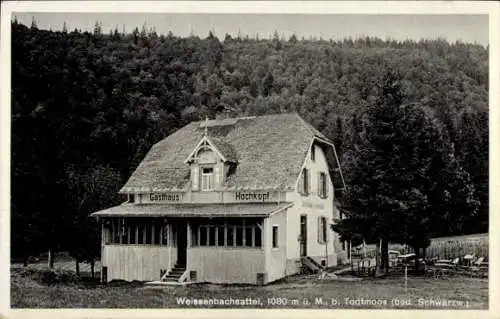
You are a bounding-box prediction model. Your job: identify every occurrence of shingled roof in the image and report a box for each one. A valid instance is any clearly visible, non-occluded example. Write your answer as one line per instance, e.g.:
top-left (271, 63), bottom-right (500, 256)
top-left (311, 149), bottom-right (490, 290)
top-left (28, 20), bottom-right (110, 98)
top-left (120, 113), bottom-right (337, 193)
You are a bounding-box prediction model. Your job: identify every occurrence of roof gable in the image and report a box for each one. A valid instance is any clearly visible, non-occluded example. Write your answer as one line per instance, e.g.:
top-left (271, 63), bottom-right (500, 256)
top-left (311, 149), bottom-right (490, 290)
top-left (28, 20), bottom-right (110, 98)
top-left (120, 113), bottom-right (338, 193)
top-left (184, 135), bottom-right (236, 164)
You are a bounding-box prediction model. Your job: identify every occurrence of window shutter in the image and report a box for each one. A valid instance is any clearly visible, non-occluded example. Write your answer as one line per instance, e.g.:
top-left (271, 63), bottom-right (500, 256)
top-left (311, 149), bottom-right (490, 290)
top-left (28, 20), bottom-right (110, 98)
top-left (324, 173), bottom-right (329, 199)
top-left (317, 172), bottom-right (321, 198)
top-left (317, 217), bottom-right (321, 244)
top-left (298, 169), bottom-right (304, 195)
top-left (214, 165), bottom-right (220, 187)
top-left (192, 166), bottom-right (199, 191)
top-left (325, 218), bottom-right (329, 243)
top-left (307, 168), bottom-right (311, 195)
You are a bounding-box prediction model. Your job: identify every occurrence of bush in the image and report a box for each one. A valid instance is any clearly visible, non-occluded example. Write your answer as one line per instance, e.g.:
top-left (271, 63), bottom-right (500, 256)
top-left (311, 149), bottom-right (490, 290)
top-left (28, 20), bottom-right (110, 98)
top-left (13, 267), bottom-right (81, 285)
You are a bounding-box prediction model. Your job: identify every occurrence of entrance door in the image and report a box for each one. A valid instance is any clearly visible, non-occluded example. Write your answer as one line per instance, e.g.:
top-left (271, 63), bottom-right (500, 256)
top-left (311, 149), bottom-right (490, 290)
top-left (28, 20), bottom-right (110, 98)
top-left (300, 215), bottom-right (307, 256)
top-left (176, 223), bottom-right (187, 266)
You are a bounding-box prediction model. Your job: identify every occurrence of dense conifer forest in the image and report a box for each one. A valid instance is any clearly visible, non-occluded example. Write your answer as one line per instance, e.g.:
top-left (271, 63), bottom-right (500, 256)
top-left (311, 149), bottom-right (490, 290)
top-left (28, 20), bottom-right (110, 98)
top-left (11, 20), bottom-right (488, 263)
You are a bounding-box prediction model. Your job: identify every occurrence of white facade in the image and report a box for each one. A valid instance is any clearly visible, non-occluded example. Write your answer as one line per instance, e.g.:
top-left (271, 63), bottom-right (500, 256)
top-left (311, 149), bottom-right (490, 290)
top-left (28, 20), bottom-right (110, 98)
top-left (96, 137), bottom-right (346, 284)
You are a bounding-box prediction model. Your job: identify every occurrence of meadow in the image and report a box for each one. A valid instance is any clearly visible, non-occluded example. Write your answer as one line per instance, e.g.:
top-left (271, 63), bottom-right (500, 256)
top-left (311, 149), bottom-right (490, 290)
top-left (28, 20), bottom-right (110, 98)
top-left (10, 266), bottom-right (488, 309)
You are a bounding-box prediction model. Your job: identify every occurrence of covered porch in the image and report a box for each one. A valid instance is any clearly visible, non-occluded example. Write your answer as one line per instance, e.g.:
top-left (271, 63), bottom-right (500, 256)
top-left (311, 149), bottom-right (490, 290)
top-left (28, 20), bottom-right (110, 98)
top-left (92, 202), bottom-right (292, 284)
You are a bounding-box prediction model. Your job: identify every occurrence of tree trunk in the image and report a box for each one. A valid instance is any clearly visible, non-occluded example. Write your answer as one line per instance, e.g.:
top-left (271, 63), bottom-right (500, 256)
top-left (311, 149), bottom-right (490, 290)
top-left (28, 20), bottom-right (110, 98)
top-left (75, 260), bottom-right (80, 276)
top-left (413, 246), bottom-right (420, 276)
top-left (381, 238), bottom-right (389, 274)
top-left (90, 259), bottom-right (95, 279)
top-left (48, 249), bottom-right (54, 269)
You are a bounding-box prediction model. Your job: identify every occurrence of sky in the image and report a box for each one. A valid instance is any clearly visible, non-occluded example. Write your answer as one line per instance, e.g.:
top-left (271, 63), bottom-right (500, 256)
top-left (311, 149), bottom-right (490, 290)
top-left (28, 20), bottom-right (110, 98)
top-left (12, 13), bottom-right (489, 46)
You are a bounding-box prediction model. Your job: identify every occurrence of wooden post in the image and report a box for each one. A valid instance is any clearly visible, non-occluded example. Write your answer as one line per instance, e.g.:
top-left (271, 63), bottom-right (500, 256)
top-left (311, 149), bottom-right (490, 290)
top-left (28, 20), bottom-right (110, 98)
top-left (101, 221), bottom-right (105, 245)
top-left (242, 219), bottom-right (246, 246)
top-left (252, 227), bottom-right (256, 247)
top-left (135, 224), bottom-right (139, 244)
top-left (159, 223), bottom-right (163, 245)
top-left (151, 221), bottom-right (155, 245)
top-left (224, 221), bottom-right (228, 247)
top-left (206, 227), bottom-right (209, 246)
top-left (111, 221), bottom-right (115, 244)
top-left (127, 221), bottom-right (131, 244)
top-left (349, 240), bottom-right (352, 263)
top-left (119, 218), bottom-right (123, 244)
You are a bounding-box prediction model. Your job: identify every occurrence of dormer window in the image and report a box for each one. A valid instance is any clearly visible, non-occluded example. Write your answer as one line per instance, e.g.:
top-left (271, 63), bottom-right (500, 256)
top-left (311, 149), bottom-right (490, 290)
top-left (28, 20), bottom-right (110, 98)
top-left (185, 132), bottom-right (237, 192)
top-left (201, 167), bottom-right (214, 191)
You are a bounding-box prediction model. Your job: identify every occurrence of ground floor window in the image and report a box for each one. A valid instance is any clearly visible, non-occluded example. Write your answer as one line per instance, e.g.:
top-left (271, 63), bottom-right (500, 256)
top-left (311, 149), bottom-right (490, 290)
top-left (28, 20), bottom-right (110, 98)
top-left (191, 218), bottom-right (263, 248)
top-left (272, 226), bottom-right (279, 248)
top-left (103, 217), bottom-right (168, 245)
top-left (318, 216), bottom-right (328, 244)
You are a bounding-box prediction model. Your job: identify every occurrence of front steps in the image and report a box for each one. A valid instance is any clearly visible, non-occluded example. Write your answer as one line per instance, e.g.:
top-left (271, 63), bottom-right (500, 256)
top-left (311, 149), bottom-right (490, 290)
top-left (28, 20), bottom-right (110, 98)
top-left (301, 256), bottom-right (325, 273)
top-left (162, 264), bottom-right (186, 283)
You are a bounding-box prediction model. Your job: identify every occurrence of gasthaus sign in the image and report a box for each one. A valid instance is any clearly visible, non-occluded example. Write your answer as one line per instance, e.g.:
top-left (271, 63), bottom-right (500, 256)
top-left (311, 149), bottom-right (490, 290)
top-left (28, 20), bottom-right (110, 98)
top-left (148, 193), bottom-right (182, 202)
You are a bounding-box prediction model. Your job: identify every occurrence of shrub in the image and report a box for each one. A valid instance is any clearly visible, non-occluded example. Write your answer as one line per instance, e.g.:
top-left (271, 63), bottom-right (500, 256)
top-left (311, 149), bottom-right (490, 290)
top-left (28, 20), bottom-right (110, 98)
top-left (13, 267), bottom-right (81, 285)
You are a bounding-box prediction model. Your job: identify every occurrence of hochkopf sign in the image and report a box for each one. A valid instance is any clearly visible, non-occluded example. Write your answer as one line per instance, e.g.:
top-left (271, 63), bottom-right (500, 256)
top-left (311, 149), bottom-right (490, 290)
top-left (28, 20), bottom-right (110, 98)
top-left (235, 191), bottom-right (271, 202)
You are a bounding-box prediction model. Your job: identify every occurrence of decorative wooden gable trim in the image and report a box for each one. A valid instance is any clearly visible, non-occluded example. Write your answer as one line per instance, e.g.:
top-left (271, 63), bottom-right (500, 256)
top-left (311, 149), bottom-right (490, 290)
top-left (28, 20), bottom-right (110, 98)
top-left (313, 137), bottom-right (346, 192)
top-left (184, 136), bottom-right (227, 164)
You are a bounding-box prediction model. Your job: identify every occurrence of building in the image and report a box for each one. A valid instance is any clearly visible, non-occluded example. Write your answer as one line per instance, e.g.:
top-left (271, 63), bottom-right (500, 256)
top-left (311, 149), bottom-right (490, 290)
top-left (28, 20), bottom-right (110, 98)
top-left (91, 113), bottom-right (346, 284)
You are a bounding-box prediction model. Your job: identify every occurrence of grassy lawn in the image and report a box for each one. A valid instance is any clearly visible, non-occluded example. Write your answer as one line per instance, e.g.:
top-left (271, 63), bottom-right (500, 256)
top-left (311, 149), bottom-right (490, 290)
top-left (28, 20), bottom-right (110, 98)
top-left (11, 269), bottom-right (488, 309)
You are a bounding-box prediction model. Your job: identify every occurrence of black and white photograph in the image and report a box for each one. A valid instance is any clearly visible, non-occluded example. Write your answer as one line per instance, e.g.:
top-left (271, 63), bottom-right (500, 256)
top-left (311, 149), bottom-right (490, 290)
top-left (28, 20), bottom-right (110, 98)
top-left (1, 1), bottom-right (498, 317)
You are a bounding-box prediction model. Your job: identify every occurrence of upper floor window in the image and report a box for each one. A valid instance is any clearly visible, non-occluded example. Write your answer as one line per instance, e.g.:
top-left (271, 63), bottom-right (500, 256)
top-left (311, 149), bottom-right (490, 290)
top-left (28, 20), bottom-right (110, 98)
top-left (298, 168), bottom-right (310, 196)
top-left (311, 145), bottom-right (315, 162)
top-left (318, 172), bottom-right (328, 199)
top-left (201, 167), bottom-right (214, 191)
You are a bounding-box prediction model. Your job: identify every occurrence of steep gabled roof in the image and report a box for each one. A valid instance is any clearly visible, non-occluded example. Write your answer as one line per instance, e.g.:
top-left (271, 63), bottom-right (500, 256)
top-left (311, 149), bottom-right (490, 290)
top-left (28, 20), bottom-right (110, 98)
top-left (208, 136), bottom-right (237, 162)
top-left (120, 113), bottom-right (339, 193)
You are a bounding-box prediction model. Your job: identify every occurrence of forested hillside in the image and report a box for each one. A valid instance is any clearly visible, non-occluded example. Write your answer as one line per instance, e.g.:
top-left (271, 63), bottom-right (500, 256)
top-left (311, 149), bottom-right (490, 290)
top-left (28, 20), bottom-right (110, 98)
top-left (11, 20), bottom-right (488, 262)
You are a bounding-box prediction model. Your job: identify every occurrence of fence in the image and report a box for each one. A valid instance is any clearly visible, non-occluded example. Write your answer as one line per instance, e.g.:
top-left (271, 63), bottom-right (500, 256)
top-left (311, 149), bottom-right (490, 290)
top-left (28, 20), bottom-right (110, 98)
top-left (391, 234), bottom-right (488, 260)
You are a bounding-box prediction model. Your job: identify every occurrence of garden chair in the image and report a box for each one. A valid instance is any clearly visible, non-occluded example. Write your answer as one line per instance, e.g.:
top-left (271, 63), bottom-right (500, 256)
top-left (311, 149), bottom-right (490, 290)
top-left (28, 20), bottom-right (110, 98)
top-left (463, 254), bottom-right (475, 267)
top-left (470, 257), bottom-right (484, 271)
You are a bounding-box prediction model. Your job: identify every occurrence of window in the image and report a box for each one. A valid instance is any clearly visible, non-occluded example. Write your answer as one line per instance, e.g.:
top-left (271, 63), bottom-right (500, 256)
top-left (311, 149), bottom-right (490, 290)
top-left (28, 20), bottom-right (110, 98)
top-left (245, 226), bottom-right (253, 247)
top-left (129, 194), bottom-right (135, 203)
top-left (103, 218), bottom-right (169, 245)
top-left (318, 217), bottom-right (328, 244)
top-left (190, 219), bottom-right (262, 248)
top-left (272, 226), bottom-right (279, 248)
top-left (235, 227), bottom-right (244, 246)
top-left (299, 168), bottom-right (310, 195)
top-left (200, 227), bottom-right (208, 246)
top-left (201, 167), bottom-right (214, 191)
top-left (208, 227), bottom-right (216, 246)
top-left (227, 227), bottom-right (234, 246)
top-left (192, 225), bottom-right (199, 245)
top-left (217, 226), bottom-right (225, 246)
top-left (311, 145), bottom-right (315, 162)
top-left (254, 227), bottom-right (262, 247)
top-left (318, 172), bottom-right (328, 199)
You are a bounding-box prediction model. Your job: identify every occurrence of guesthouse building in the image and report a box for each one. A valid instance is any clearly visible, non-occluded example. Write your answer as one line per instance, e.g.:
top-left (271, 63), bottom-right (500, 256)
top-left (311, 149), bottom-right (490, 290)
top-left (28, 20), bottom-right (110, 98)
top-left (91, 113), bottom-right (346, 284)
